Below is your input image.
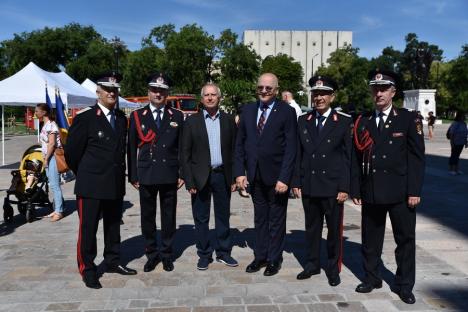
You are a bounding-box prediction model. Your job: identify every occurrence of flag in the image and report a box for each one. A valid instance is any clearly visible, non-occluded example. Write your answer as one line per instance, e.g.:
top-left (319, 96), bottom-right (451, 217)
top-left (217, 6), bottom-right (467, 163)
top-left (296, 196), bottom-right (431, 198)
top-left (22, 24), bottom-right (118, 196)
top-left (45, 83), bottom-right (53, 110)
top-left (55, 88), bottom-right (70, 144)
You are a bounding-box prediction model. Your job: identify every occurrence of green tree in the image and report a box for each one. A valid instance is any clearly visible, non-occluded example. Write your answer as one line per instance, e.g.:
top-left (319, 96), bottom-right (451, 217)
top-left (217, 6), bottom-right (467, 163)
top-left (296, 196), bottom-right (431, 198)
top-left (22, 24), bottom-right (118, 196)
top-left (401, 33), bottom-right (443, 89)
top-left (65, 40), bottom-right (117, 84)
top-left (444, 45), bottom-right (468, 113)
top-left (260, 54), bottom-right (304, 96)
top-left (121, 46), bottom-right (165, 96)
top-left (317, 46), bottom-right (372, 111)
top-left (218, 43), bottom-right (261, 110)
top-left (0, 23), bottom-right (104, 78)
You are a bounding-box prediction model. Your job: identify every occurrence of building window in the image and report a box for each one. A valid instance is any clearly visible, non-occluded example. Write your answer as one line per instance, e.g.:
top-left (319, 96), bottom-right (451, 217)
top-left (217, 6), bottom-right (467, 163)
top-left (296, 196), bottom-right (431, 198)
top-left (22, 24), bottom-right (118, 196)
top-left (328, 42), bottom-right (332, 46)
top-left (344, 41), bottom-right (348, 46)
top-left (265, 41), bottom-right (269, 46)
top-left (312, 42), bottom-right (316, 46)
top-left (249, 41), bottom-right (253, 46)
top-left (297, 41), bottom-right (301, 46)
top-left (281, 42), bottom-right (285, 46)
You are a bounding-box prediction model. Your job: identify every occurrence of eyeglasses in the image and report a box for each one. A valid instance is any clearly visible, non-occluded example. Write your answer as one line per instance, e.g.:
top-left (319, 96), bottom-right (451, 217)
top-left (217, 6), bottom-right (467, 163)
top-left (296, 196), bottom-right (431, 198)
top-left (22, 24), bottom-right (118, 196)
top-left (256, 85), bottom-right (275, 92)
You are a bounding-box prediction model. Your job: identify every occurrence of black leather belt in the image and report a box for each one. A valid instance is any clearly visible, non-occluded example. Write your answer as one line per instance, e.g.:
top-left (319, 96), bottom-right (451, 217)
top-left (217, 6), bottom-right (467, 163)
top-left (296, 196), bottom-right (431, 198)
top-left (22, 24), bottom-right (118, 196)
top-left (211, 165), bottom-right (224, 173)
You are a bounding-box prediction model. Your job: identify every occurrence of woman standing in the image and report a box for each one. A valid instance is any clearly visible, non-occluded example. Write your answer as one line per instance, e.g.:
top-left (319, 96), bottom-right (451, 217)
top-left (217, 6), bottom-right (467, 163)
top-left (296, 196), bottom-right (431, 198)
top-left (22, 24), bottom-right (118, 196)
top-left (447, 111), bottom-right (468, 175)
top-left (35, 103), bottom-right (64, 221)
top-left (427, 111), bottom-right (436, 139)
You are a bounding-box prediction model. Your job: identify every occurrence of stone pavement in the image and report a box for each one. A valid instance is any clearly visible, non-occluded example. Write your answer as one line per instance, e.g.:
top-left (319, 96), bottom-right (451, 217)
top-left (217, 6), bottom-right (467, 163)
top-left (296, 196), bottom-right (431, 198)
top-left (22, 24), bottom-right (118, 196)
top-left (0, 125), bottom-right (467, 312)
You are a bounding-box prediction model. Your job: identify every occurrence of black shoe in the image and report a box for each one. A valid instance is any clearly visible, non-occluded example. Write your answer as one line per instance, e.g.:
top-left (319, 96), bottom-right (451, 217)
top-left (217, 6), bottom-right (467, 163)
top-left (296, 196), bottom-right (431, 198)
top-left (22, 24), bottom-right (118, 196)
top-left (197, 257), bottom-right (213, 270)
top-left (162, 258), bottom-right (174, 272)
top-left (245, 259), bottom-right (268, 273)
top-left (143, 257), bottom-right (160, 272)
top-left (328, 275), bottom-right (341, 287)
top-left (82, 275), bottom-right (102, 289)
top-left (264, 261), bottom-right (281, 276)
top-left (399, 291), bottom-right (416, 304)
top-left (355, 282), bottom-right (382, 293)
top-left (296, 269), bottom-right (320, 280)
top-left (106, 265), bottom-right (137, 275)
top-left (216, 255), bottom-right (239, 267)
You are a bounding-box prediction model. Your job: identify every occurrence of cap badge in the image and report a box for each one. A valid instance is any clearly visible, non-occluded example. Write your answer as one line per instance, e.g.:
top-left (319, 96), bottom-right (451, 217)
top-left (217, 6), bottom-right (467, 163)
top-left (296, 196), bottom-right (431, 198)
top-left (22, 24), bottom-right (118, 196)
top-left (109, 77), bottom-right (116, 83)
top-left (375, 73), bottom-right (383, 80)
top-left (156, 76), bottom-right (165, 84)
top-left (315, 80), bottom-right (323, 87)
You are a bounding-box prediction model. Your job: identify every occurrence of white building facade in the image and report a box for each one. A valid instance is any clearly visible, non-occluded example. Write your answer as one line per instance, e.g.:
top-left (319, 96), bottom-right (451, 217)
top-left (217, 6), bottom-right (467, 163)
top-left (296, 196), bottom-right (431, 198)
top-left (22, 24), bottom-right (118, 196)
top-left (243, 30), bottom-right (352, 106)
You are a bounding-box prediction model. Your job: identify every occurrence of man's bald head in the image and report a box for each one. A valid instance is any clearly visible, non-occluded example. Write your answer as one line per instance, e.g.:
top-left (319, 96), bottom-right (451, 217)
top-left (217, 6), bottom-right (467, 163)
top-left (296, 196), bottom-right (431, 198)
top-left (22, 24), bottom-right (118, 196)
top-left (258, 73), bottom-right (279, 88)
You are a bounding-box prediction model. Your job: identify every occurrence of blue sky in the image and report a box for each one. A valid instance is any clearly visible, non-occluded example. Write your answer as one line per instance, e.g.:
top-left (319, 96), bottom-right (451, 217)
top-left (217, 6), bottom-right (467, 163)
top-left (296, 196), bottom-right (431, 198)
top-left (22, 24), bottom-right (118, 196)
top-left (0, 0), bottom-right (467, 60)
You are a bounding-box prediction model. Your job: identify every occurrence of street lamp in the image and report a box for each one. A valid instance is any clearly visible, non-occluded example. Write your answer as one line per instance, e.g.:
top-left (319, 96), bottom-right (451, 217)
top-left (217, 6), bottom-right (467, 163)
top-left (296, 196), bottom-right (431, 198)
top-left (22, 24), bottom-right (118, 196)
top-left (110, 36), bottom-right (124, 72)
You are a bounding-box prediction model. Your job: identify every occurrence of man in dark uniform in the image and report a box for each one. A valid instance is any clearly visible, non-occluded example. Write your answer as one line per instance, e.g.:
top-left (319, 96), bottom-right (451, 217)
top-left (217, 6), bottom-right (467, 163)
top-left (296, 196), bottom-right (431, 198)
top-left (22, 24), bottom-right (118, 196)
top-left (182, 83), bottom-right (238, 270)
top-left (351, 70), bottom-right (425, 304)
top-left (65, 72), bottom-right (137, 289)
top-left (127, 72), bottom-right (184, 273)
top-left (234, 73), bottom-right (297, 276)
top-left (291, 76), bottom-right (352, 287)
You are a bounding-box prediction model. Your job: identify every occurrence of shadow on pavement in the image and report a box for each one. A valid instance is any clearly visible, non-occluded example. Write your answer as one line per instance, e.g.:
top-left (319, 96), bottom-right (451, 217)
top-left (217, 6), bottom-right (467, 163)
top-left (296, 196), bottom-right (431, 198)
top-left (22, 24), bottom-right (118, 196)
top-left (420, 154), bottom-right (468, 238)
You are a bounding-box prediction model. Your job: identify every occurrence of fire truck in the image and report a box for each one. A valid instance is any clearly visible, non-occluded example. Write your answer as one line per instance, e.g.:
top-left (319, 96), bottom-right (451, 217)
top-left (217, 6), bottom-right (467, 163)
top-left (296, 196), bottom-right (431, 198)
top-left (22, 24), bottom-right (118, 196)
top-left (124, 94), bottom-right (198, 119)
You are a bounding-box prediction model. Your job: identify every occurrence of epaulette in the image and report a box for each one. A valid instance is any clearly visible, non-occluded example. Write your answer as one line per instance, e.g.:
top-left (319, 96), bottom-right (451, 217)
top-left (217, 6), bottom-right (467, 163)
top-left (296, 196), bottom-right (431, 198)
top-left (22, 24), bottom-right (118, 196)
top-left (336, 111), bottom-right (351, 118)
top-left (76, 107), bottom-right (92, 115)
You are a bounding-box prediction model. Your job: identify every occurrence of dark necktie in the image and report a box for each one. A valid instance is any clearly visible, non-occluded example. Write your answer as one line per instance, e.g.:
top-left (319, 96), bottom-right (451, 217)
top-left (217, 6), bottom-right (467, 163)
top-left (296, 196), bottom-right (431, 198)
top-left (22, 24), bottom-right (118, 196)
top-left (317, 115), bottom-right (325, 133)
top-left (257, 104), bottom-right (269, 134)
top-left (378, 112), bottom-right (385, 133)
top-left (109, 110), bottom-right (116, 130)
top-left (155, 109), bottom-right (162, 129)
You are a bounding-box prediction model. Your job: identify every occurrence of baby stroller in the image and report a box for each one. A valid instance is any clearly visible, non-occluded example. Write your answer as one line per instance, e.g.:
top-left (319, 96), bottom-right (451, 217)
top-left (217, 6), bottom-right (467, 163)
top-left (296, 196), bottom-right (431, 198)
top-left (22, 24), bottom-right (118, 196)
top-left (3, 145), bottom-right (52, 223)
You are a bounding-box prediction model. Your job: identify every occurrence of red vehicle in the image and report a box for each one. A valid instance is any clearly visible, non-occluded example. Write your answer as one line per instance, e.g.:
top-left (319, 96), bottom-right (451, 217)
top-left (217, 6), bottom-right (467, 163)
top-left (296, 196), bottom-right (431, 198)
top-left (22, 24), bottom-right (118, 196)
top-left (125, 94), bottom-right (198, 119)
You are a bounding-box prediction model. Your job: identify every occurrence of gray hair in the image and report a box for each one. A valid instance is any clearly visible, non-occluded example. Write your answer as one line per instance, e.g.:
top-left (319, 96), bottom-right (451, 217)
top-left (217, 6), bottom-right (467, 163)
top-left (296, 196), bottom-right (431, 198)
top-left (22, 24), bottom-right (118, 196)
top-left (201, 83), bottom-right (222, 97)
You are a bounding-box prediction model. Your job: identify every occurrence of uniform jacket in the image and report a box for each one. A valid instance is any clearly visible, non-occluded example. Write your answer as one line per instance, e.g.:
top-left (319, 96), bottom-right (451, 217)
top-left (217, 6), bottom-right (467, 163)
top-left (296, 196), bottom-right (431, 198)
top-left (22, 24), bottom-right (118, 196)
top-left (350, 107), bottom-right (425, 204)
top-left (65, 104), bottom-right (127, 200)
top-left (181, 110), bottom-right (237, 190)
top-left (127, 104), bottom-right (184, 185)
top-left (234, 100), bottom-right (297, 186)
top-left (291, 109), bottom-right (353, 197)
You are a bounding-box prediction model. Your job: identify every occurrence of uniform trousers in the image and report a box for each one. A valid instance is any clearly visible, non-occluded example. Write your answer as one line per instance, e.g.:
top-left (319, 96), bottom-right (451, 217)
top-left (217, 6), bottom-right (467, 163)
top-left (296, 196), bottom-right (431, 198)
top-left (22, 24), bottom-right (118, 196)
top-left (302, 196), bottom-right (344, 278)
top-left (76, 197), bottom-right (122, 278)
top-left (139, 183), bottom-right (177, 261)
top-left (251, 171), bottom-right (288, 263)
top-left (361, 201), bottom-right (416, 292)
top-left (191, 170), bottom-right (232, 259)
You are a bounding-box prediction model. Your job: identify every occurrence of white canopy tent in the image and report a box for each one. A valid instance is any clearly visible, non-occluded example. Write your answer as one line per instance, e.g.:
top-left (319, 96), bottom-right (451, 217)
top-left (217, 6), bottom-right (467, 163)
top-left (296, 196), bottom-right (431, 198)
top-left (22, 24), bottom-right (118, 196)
top-left (0, 62), bottom-right (96, 107)
top-left (81, 78), bottom-right (140, 109)
top-left (0, 62), bottom-right (97, 165)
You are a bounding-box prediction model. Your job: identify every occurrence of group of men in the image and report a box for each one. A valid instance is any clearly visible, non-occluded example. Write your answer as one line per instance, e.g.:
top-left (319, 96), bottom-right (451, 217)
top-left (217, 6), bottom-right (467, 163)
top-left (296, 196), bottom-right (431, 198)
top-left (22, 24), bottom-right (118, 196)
top-left (65, 69), bottom-right (425, 305)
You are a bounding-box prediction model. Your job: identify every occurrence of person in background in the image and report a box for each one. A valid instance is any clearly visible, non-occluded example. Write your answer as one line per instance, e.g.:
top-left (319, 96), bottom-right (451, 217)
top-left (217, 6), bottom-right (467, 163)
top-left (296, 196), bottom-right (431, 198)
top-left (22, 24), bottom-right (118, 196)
top-left (447, 111), bottom-right (467, 175)
top-left (282, 91), bottom-right (302, 119)
top-left (427, 111), bottom-right (436, 140)
top-left (35, 103), bottom-right (64, 222)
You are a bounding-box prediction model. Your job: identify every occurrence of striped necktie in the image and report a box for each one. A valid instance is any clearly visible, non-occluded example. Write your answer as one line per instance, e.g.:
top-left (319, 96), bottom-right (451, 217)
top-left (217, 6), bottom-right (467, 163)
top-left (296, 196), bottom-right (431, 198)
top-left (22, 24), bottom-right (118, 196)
top-left (257, 104), bottom-right (269, 134)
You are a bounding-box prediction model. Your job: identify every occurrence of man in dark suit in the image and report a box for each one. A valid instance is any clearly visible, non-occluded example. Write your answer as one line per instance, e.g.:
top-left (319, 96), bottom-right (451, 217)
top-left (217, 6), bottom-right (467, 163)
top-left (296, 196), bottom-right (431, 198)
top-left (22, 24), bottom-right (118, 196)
top-left (182, 83), bottom-right (238, 270)
top-left (65, 72), bottom-right (137, 289)
top-left (291, 76), bottom-right (352, 287)
top-left (127, 73), bottom-right (184, 273)
top-left (351, 70), bottom-right (425, 304)
top-left (234, 73), bottom-right (297, 276)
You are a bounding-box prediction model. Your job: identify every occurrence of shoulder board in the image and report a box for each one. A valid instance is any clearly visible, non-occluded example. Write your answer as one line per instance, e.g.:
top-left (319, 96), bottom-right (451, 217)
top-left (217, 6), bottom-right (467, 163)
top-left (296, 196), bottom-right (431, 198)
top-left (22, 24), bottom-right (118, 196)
top-left (336, 111), bottom-right (351, 118)
top-left (76, 107), bottom-right (92, 115)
